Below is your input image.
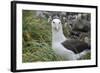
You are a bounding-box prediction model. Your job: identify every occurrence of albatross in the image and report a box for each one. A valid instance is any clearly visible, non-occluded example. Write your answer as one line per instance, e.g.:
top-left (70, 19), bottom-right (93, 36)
top-left (51, 18), bottom-right (90, 60)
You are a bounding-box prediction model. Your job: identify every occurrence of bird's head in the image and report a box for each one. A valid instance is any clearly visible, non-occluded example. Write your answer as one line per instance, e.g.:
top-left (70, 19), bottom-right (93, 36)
top-left (51, 19), bottom-right (62, 31)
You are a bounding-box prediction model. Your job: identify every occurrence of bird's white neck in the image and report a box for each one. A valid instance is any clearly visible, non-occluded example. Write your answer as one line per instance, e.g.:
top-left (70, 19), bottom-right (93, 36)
top-left (52, 25), bottom-right (67, 43)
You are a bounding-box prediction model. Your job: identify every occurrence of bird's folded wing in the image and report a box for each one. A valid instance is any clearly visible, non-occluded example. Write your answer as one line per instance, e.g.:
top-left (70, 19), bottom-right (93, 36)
top-left (61, 39), bottom-right (90, 54)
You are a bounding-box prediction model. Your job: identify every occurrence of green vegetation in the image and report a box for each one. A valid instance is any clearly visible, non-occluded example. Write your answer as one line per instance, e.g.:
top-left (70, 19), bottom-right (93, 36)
top-left (82, 53), bottom-right (91, 60)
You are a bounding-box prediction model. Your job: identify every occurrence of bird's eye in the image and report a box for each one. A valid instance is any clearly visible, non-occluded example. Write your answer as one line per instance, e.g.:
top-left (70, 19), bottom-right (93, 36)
top-left (59, 22), bottom-right (61, 24)
top-left (53, 21), bottom-right (55, 24)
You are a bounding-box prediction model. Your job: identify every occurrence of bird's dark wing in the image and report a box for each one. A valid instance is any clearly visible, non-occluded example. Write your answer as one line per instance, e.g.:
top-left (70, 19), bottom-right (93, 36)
top-left (61, 39), bottom-right (90, 54)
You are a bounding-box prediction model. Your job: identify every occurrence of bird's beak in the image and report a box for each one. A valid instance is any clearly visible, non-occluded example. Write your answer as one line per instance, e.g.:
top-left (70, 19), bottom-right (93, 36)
top-left (55, 24), bottom-right (59, 31)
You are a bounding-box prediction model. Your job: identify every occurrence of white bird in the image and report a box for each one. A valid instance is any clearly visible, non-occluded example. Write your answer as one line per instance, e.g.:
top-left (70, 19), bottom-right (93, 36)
top-left (51, 18), bottom-right (90, 60)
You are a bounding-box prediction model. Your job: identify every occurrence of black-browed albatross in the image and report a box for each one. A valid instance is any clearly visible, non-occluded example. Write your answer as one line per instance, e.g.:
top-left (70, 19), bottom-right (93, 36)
top-left (51, 18), bottom-right (90, 60)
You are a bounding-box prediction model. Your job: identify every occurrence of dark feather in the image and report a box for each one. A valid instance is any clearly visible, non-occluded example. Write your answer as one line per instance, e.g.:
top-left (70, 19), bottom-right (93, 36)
top-left (62, 39), bottom-right (90, 54)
